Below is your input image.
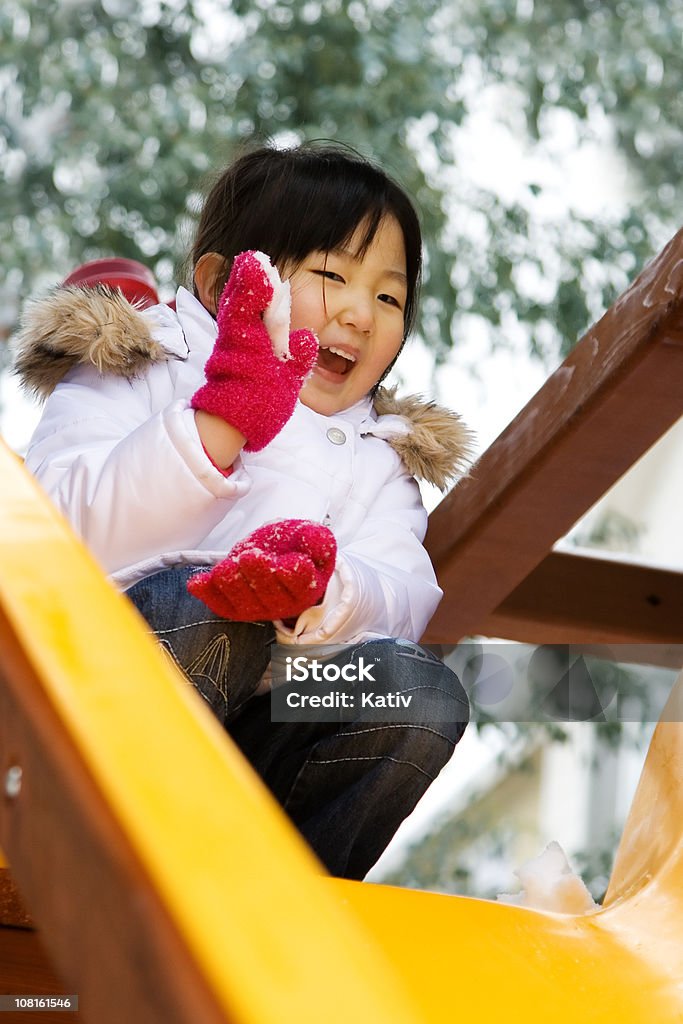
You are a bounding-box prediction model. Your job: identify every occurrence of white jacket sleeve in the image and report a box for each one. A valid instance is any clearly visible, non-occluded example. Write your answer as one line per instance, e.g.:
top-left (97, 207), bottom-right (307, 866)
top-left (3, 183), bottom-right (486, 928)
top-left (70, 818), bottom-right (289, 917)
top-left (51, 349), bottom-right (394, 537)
top-left (276, 461), bottom-right (441, 646)
top-left (24, 360), bottom-right (250, 577)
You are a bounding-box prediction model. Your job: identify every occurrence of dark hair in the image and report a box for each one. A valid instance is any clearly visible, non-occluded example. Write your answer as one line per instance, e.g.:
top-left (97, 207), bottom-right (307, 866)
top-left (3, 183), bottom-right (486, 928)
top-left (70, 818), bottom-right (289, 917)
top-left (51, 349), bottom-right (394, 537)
top-left (191, 141), bottom-right (422, 345)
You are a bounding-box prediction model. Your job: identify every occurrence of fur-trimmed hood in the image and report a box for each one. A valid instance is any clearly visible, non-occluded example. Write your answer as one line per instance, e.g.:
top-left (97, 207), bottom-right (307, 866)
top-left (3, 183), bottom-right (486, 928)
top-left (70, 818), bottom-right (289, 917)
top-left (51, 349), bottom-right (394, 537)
top-left (14, 285), bottom-right (474, 490)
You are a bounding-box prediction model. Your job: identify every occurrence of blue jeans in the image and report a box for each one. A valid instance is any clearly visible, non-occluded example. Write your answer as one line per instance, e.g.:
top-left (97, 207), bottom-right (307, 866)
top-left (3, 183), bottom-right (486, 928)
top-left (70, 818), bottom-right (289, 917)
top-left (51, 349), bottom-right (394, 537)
top-left (126, 566), bottom-right (469, 879)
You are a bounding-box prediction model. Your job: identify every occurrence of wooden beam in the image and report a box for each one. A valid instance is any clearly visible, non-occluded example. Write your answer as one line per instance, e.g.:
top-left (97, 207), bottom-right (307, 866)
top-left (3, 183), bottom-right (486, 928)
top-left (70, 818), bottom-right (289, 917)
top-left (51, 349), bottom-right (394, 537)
top-left (479, 549), bottom-right (683, 668)
top-left (0, 867), bottom-right (33, 928)
top-left (0, 927), bottom-right (79, 1021)
top-left (424, 226), bottom-right (683, 643)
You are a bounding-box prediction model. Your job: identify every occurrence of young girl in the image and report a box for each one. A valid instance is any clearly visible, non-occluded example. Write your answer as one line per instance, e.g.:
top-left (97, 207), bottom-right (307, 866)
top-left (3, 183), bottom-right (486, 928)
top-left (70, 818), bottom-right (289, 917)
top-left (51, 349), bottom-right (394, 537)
top-left (16, 142), bottom-right (472, 880)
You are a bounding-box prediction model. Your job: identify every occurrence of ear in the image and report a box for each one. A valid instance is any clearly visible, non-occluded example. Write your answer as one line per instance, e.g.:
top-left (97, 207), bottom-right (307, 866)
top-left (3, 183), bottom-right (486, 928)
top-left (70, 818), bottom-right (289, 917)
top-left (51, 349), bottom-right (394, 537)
top-left (194, 252), bottom-right (229, 315)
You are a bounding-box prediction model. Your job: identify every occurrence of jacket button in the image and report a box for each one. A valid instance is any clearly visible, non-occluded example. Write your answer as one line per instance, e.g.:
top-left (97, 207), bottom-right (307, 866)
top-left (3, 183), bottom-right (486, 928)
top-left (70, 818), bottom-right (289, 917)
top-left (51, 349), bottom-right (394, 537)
top-left (326, 427), bottom-right (346, 445)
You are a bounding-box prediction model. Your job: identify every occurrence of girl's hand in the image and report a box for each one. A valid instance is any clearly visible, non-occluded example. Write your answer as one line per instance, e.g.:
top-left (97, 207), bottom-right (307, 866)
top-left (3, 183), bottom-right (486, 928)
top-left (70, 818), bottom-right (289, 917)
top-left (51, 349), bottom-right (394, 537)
top-left (191, 251), bottom-right (318, 452)
top-left (187, 519), bottom-right (337, 622)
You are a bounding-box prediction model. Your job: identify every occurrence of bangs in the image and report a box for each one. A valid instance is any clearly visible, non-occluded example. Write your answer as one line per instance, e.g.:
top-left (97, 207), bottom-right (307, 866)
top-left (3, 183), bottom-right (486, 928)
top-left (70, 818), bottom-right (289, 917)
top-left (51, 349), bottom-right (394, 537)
top-left (193, 142), bottom-right (423, 339)
top-left (261, 159), bottom-right (399, 264)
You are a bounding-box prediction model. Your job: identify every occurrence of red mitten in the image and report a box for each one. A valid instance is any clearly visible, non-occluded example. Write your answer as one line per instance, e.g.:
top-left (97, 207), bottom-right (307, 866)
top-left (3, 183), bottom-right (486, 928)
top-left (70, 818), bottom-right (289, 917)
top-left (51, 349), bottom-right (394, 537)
top-left (191, 251), bottom-right (318, 451)
top-left (187, 519), bottom-right (337, 622)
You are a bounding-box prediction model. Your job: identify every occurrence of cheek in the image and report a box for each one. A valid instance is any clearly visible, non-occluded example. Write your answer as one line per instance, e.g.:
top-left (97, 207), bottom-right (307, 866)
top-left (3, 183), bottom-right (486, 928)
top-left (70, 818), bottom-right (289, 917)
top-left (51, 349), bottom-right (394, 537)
top-left (377, 333), bottom-right (403, 372)
top-left (288, 280), bottom-right (325, 333)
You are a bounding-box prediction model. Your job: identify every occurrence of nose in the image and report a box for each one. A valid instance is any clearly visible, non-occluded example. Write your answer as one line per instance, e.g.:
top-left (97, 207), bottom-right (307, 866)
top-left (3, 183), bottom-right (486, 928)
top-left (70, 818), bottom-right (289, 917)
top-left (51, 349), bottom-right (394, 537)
top-left (338, 288), bottom-right (374, 335)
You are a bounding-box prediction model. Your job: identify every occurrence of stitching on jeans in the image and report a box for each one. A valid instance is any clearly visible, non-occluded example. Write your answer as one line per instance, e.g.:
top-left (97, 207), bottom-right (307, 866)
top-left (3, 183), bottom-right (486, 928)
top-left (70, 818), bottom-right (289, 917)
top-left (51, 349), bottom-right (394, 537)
top-left (283, 752), bottom-right (436, 812)
top-left (282, 723), bottom-right (452, 809)
top-left (302, 754), bottom-right (438, 781)
top-left (153, 619), bottom-right (270, 636)
top-left (153, 620), bottom-right (221, 635)
top-left (396, 682), bottom-right (467, 701)
top-left (336, 723), bottom-right (458, 746)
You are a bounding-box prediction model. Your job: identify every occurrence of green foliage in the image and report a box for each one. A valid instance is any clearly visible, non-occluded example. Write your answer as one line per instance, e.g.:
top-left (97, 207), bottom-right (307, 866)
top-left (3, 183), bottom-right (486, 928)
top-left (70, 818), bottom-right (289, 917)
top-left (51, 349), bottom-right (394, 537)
top-left (2, 0), bottom-right (683, 361)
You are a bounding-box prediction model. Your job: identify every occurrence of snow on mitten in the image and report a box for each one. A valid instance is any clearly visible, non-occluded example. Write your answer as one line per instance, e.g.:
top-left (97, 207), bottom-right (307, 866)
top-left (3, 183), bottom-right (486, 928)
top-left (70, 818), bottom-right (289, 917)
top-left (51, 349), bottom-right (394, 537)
top-left (187, 519), bottom-right (337, 622)
top-left (191, 251), bottom-right (318, 451)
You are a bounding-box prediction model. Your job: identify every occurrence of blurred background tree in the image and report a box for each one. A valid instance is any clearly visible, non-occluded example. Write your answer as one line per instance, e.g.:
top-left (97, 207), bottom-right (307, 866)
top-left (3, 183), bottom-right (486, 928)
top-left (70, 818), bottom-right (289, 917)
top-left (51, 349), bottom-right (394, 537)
top-left (2, 0), bottom-right (682, 364)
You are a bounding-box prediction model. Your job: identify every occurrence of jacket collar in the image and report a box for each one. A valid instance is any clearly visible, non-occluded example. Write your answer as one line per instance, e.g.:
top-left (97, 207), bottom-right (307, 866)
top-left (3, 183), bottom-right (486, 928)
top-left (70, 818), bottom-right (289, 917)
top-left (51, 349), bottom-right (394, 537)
top-left (174, 285), bottom-right (216, 351)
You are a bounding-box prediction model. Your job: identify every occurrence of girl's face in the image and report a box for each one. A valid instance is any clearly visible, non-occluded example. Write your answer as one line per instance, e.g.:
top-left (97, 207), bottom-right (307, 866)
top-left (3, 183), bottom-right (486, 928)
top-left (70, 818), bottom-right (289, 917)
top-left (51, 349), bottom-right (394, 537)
top-left (285, 215), bottom-right (408, 417)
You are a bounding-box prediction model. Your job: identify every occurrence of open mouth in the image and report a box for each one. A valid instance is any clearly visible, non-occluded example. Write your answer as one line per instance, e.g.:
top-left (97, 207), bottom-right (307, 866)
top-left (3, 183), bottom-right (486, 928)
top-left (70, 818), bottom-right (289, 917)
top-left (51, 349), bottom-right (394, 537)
top-left (316, 345), bottom-right (356, 377)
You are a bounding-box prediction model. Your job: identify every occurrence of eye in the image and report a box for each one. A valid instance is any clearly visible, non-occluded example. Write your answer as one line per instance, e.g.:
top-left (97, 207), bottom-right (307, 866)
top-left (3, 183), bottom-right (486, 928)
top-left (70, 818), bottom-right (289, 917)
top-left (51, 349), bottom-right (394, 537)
top-left (378, 293), bottom-right (403, 310)
top-left (314, 269), bottom-right (345, 283)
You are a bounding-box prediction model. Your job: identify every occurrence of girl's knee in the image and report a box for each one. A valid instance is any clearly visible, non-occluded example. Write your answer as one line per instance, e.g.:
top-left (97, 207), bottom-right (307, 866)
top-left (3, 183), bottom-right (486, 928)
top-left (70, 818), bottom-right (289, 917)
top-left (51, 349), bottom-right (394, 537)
top-left (357, 638), bottom-right (469, 737)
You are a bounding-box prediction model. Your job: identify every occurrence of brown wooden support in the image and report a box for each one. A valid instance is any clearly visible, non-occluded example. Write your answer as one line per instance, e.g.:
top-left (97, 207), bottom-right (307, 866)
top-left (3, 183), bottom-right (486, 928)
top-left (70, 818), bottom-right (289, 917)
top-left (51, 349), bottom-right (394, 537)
top-left (0, 926), bottom-right (80, 1021)
top-left (424, 227), bottom-right (683, 645)
top-left (481, 549), bottom-right (683, 668)
top-left (0, 867), bottom-right (33, 928)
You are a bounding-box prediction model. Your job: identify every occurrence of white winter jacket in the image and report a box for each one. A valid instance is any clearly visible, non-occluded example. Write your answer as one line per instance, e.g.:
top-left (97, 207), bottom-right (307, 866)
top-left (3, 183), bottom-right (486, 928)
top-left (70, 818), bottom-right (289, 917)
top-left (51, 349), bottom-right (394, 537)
top-left (17, 285), bottom-right (472, 646)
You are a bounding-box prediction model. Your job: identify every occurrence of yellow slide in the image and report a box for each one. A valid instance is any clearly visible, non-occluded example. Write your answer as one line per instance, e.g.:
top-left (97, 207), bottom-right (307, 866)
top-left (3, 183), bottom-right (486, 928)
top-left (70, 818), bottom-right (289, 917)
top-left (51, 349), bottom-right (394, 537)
top-left (1, 436), bottom-right (682, 1022)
